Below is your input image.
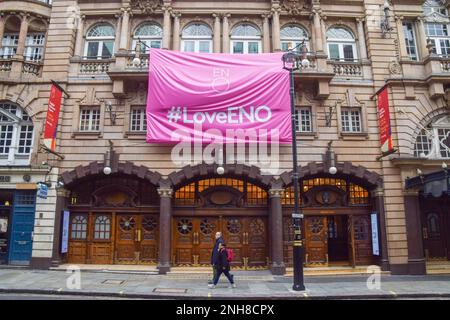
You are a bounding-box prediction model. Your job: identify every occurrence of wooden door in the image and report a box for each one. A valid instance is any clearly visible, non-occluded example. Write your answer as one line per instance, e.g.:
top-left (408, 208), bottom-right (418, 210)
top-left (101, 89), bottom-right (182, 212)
top-left (196, 217), bottom-right (220, 265)
top-left (139, 214), bottom-right (159, 264)
top-left (90, 214), bottom-right (113, 264)
top-left (305, 216), bottom-right (328, 266)
top-left (223, 217), bottom-right (245, 267)
top-left (351, 215), bottom-right (373, 265)
top-left (244, 217), bottom-right (268, 267)
top-left (173, 217), bottom-right (195, 265)
top-left (423, 210), bottom-right (447, 260)
top-left (68, 213), bottom-right (88, 263)
top-left (282, 216), bottom-right (294, 267)
top-left (116, 215), bottom-right (137, 263)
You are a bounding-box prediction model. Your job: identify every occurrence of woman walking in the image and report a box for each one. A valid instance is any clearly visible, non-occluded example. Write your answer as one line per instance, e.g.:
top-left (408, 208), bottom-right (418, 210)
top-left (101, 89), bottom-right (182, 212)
top-left (208, 243), bottom-right (236, 289)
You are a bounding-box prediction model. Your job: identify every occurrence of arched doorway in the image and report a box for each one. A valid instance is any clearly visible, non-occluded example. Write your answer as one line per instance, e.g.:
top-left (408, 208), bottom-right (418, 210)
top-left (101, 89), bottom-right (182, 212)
top-left (172, 177), bottom-right (269, 269)
top-left (64, 169), bottom-right (160, 265)
top-left (279, 162), bottom-right (383, 268)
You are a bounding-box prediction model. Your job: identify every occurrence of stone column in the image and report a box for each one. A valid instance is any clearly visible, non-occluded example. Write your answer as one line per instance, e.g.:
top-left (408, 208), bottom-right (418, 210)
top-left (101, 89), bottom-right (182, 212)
top-left (262, 14), bottom-right (271, 53)
top-left (372, 188), bottom-right (390, 271)
top-left (356, 18), bottom-right (368, 61)
top-left (313, 9), bottom-right (323, 53)
top-left (395, 16), bottom-right (409, 60)
top-left (403, 189), bottom-right (426, 275)
top-left (162, 6), bottom-right (172, 49)
top-left (417, 17), bottom-right (430, 59)
top-left (212, 13), bottom-right (221, 53)
top-left (271, 7), bottom-right (281, 51)
top-left (158, 188), bottom-right (173, 274)
top-left (269, 189), bottom-right (286, 275)
top-left (73, 15), bottom-right (86, 58)
top-left (15, 13), bottom-right (30, 58)
top-left (172, 12), bottom-right (181, 51)
top-left (119, 7), bottom-right (130, 50)
top-left (222, 14), bottom-right (230, 53)
top-left (50, 188), bottom-right (70, 267)
top-left (114, 13), bottom-right (122, 53)
top-left (321, 15), bottom-right (327, 54)
top-left (0, 13), bottom-right (6, 50)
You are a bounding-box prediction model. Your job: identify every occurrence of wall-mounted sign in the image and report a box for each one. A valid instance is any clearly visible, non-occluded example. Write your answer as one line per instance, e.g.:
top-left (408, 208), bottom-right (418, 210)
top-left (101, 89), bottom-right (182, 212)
top-left (377, 86), bottom-right (394, 154)
top-left (37, 183), bottom-right (48, 199)
top-left (0, 176), bottom-right (11, 183)
top-left (43, 82), bottom-right (63, 152)
top-left (61, 210), bottom-right (70, 254)
top-left (371, 213), bottom-right (380, 256)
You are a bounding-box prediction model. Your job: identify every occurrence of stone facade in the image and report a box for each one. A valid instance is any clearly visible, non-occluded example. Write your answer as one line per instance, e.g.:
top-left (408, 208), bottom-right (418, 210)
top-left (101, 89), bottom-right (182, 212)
top-left (0, 0), bottom-right (449, 273)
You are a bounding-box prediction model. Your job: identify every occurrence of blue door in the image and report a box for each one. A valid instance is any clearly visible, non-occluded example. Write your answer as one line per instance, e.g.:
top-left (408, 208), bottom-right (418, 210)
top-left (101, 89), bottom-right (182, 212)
top-left (8, 191), bottom-right (36, 265)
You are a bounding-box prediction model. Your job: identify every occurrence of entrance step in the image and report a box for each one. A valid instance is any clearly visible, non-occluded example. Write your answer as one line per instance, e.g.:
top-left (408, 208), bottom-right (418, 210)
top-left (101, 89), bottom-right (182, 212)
top-left (287, 266), bottom-right (390, 277)
top-left (426, 261), bottom-right (450, 274)
top-left (50, 264), bottom-right (159, 275)
top-left (167, 268), bottom-right (275, 280)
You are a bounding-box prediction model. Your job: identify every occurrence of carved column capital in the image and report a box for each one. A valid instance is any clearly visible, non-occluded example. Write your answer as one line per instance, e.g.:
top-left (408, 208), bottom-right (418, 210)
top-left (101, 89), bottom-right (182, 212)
top-left (394, 15), bottom-right (404, 22)
top-left (56, 188), bottom-right (71, 198)
top-left (172, 11), bottom-right (181, 18)
top-left (158, 188), bottom-right (173, 198)
top-left (356, 17), bottom-right (365, 23)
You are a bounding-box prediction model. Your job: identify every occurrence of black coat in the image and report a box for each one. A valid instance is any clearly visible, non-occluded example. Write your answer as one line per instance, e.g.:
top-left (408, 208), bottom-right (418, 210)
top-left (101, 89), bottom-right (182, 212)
top-left (211, 237), bottom-right (224, 265)
top-left (215, 248), bottom-right (230, 270)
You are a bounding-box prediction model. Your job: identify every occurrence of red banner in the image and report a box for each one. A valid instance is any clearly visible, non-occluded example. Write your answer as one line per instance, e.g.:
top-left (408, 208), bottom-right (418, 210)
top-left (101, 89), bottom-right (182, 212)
top-left (377, 86), bottom-right (393, 154)
top-left (43, 83), bottom-right (63, 152)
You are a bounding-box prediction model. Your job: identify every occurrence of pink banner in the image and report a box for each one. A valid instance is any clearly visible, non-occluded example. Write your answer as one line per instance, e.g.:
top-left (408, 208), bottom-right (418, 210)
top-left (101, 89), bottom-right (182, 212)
top-left (146, 49), bottom-right (291, 144)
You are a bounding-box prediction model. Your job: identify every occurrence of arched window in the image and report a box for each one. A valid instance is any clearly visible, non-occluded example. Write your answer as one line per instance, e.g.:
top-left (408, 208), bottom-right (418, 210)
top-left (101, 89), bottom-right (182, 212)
top-left (0, 16), bottom-right (21, 59)
top-left (280, 25), bottom-right (309, 52)
top-left (423, 1), bottom-right (450, 56)
top-left (413, 115), bottom-right (450, 159)
top-left (181, 23), bottom-right (213, 53)
top-left (84, 23), bottom-right (115, 59)
top-left (230, 24), bottom-right (262, 54)
top-left (94, 215), bottom-right (111, 240)
top-left (24, 19), bottom-right (47, 62)
top-left (0, 101), bottom-right (34, 165)
top-left (71, 215), bottom-right (88, 240)
top-left (326, 26), bottom-right (357, 61)
top-left (132, 22), bottom-right (162, 52)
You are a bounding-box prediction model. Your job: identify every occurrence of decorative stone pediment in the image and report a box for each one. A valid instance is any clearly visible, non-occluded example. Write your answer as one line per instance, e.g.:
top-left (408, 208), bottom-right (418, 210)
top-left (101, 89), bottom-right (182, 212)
top-left (130, 0), bottom-right (163, 14)
top-left (424, 11), bottom-right (450, 23)
top-left (432, 115), bottom-right (450, 128)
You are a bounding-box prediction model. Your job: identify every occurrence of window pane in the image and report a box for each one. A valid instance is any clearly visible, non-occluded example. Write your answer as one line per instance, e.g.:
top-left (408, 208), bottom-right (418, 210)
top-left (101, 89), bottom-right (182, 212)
top-left (86, 42), bottom-right (99, 58)
top-left (440, 39), bottom-right (450, 56)
top-left (248, 42), bottom-right (259, 54)
top-left (403, 23), bottom-right (418, 61)
top-left (199, 41), bottom-right (210, 53)
top-left (343, 45), bottom-right (354, 61)
top-left (183, 41), bottom-right (195, 52)
top-left (233, 42), bottom-right (244, 54)
top-left (101, 41), bottom-right (114, 58)
top-left (329, 44), bottom-right (340, 60)
top-left (150, 40), bottom-right (161, 48)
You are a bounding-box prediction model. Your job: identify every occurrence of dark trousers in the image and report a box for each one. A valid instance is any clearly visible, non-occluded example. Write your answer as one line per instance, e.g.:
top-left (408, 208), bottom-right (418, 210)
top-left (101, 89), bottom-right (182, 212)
top-left (213, 267), bottom-right (234, 285)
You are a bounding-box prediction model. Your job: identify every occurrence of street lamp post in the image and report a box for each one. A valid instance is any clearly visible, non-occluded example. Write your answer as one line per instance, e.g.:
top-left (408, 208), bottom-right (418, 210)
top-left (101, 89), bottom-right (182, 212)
top-left (282, 41), bottom-right (309, 292)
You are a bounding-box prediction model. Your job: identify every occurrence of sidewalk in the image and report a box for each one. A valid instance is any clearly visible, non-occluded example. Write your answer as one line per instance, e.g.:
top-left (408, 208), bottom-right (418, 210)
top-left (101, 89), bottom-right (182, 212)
top-left (1, 268), bottom-right (450, 299)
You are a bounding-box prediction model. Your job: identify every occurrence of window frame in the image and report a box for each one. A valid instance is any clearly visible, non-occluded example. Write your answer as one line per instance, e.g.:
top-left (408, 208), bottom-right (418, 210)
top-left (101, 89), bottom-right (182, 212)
top-left (280, 24), bottom-right (310, 52)
top-left (130, 106), bottom-right (147, 132)
top-left (403, 22), bottom-right (419, 61)
top-left (24, 33), bottom-right (46, 62)
top-left (84, 24), bottom-right (115, 60)
top-left (340, 107), bottom-right (362, 133)
top-left (413, 116), bottom-right (450, 159)
top-left (294, 107), bottom-right (313, 133)
top-left (230, 24), bottom-right (262, 54)
top-left (0, 102), bottom-right (34, 166)
top-left (132, 22), bottom-right (163, 53)
top-left (327, 27), bottom-right (358, 61)
top-left (0, 33), bottom-right (19, 59)
top-left (79, 107), bottom-right (101, 132)
top-left (181, 23), bottom-right (213, 53)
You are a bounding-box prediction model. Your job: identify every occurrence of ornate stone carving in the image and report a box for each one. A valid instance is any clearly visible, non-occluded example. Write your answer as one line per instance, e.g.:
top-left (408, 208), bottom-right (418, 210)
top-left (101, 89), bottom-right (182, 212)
top-left (281, 0), bottom-right (308, 15)
top-left (389, 60), bottom-right (402, 75)
top-left (130, 0), bottom-right (163, 14)
top-left (158, 188), bottom-right (173, 197)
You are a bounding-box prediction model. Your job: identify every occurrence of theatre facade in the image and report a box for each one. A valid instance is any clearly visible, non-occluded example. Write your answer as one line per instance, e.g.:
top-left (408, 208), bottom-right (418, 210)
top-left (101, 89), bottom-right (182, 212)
top-left (0, 0), bottom-right (449, 275)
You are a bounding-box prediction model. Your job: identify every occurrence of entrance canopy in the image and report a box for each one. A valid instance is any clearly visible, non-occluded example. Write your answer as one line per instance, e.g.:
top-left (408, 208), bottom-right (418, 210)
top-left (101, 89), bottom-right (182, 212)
top-left (406, 169), bottom-right (450, 198)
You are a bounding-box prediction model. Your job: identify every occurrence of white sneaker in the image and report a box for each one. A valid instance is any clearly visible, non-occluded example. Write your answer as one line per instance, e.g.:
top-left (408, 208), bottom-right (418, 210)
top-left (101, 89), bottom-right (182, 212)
top-left (208, 284), bottom-right (216, 289)
top-left (230, 284), bottom-right (237, 288)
